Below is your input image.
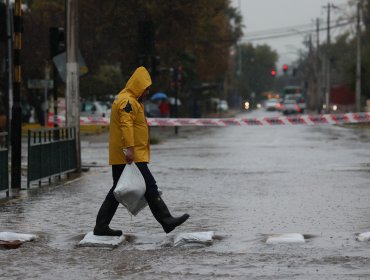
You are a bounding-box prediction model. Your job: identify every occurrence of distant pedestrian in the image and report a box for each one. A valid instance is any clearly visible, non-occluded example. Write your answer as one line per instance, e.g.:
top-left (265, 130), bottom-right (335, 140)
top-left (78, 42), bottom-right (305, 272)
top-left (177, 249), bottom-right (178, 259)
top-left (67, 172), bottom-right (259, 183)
top-left (93, 66), bottom-right (189, 236)
top-left (159, 100), bottom-right (170, 118)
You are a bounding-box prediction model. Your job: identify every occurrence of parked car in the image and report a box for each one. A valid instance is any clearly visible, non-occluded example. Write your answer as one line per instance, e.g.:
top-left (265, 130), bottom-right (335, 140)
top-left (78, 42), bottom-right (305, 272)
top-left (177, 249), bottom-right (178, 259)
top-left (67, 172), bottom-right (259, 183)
top-left (217, 100), bottom-right (229, 111)
top-left (281, 99), bottom-right (301, 115)
top-left (265, 98), bottom-right (281, 111)
top-left (80, 101), bottom-right (110, 118)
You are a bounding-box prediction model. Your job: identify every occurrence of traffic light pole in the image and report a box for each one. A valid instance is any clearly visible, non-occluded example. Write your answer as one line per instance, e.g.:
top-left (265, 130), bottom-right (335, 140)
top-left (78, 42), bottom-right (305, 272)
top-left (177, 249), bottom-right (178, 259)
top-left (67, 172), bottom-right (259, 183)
top-left (49, 26), bottom-right (65, 130)
top-left (5, 0), bottom-right (13, 132)
top-left (10, 0), bottom-right (22, 190)
top-left (52, 63), bottom-right (58, 129)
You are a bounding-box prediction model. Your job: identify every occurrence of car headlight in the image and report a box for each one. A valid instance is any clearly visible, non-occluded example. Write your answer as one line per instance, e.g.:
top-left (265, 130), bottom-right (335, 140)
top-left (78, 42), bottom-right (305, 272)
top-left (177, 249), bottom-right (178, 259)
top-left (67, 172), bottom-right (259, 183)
top-left (244, 102), bottom-right (250, 110)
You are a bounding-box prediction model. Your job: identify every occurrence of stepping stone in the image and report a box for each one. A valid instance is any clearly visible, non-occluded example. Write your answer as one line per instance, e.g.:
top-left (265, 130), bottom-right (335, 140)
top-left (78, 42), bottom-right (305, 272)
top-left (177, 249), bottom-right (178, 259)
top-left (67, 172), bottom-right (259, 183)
top-left (356, 231), bottom-right (370, 242)
top-left (174, 231), bottom-right (215, 247)
top-left (266, 233), bottom-right (305, 244)
top-left (78, 232), bottom-right (125, 248)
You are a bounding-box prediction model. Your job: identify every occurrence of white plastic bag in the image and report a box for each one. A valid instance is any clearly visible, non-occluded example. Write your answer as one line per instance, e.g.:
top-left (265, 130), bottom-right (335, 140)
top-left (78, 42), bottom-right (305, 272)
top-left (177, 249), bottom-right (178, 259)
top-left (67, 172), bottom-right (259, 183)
top-left (113, 163), bottom-right (147, 216)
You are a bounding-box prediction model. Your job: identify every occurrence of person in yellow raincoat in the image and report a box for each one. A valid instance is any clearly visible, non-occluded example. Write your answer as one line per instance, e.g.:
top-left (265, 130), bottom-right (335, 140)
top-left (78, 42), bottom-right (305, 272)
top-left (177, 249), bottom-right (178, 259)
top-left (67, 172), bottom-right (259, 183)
top-left (94, 66), bottom-right (189, 236)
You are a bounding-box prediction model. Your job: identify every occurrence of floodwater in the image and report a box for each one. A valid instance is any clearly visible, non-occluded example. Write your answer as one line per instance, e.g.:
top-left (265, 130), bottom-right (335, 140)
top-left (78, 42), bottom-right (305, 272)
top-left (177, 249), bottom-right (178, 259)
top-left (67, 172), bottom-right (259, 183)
top-left (1, 109), bottom-right (370, 279)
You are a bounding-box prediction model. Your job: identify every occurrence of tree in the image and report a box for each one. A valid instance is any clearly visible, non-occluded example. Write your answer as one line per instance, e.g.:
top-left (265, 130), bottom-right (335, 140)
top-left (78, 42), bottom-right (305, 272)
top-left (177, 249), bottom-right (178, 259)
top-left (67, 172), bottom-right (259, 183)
top-left (21, 0), bottom-right (242, 112)
top-left (79, 65), bottom-right (123, 100)
top-left (23, 0), bottom-right (65, 79)
top-left (292, 0), bottom-right (370, 108)
top-left (236, 43), bottom-right (278, 101)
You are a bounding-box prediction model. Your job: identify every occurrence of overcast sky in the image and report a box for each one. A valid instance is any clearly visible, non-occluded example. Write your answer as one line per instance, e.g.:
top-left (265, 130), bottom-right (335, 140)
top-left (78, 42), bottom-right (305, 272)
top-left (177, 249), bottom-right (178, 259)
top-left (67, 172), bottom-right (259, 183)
top-left (231, 0), bottom-right (354, 68)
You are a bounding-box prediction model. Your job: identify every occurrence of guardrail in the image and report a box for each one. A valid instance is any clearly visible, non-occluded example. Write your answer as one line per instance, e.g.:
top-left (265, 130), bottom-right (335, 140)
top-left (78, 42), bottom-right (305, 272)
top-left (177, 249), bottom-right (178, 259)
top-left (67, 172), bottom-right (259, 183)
top-left (0, 132), bottom-right (8, 192)
top-left (27, 127), bottom-right (77, 188)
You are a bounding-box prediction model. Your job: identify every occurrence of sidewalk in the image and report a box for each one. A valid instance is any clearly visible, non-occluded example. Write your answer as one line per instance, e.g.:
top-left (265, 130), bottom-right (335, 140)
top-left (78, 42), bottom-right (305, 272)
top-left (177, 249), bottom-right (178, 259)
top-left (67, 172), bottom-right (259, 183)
top-left (2, 108), bottom-right (242, 201)
top-left (1, 124), bottom-right (215, 202)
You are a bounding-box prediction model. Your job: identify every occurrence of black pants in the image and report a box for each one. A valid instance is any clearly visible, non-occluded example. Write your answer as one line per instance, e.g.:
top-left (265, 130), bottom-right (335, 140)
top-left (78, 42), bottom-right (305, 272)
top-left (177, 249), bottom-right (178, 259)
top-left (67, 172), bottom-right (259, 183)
top-left (105, 163), bottom-right (160, 203)
top-left (95, 163), bottom-right (160, 229)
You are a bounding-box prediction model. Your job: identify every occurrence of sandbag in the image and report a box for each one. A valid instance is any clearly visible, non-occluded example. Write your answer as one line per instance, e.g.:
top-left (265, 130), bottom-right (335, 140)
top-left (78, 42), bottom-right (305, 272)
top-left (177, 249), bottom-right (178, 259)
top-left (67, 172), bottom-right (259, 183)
top-left (266, 233), bottom-right (305, 244)
top-left (113, 163), bottom-right (147, 216)
top-left (356, 231), bottom-right (370, 242)
top-left (174, 231), bottom-right (215, 247)
top-left (0, 232), bottom-right (37, 242)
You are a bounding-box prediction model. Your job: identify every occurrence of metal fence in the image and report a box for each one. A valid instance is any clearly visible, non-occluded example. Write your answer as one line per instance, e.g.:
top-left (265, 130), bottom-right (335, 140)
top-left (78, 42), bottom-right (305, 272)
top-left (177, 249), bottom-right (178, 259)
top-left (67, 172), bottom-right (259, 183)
top-left (27, 127), bottom-right (77, 188)
top-left (0, 132), bottom-right (8, 192)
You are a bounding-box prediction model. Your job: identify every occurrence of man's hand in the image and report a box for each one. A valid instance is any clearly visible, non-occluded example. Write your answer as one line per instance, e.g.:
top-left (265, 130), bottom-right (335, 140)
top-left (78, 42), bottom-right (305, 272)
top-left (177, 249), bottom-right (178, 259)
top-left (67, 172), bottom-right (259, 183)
top-left (123, 147), bottom-right (134, 164)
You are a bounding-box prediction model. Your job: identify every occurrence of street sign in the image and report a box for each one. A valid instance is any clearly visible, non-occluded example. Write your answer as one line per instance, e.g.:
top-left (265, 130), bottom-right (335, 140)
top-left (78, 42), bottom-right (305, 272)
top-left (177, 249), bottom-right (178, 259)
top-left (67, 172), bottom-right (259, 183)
top-left (52, 50), bottom-right (88, 83)
top-left (27, 79), bottom-right (54, 89)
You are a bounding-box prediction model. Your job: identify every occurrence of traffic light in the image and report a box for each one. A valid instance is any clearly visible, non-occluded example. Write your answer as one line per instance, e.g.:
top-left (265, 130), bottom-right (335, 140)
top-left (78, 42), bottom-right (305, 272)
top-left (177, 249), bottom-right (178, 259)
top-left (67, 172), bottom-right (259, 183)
top-left (49, 27), bottom-right (65, 58)
top-left (151, 55), bottom-right (160, 77)
top-left (283, 64), bottom-right (288, 74)
top-left (138, 19), bottom-right (155, 55)
top-left (270, 70), bottom-right (276, 77)
top-left (0, 3), bottom-right (6, 43)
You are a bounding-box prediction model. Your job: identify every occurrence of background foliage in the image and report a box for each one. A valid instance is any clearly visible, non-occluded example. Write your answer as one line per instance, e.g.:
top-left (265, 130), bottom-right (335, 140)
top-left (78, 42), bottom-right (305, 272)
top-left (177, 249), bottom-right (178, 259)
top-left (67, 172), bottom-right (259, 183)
top-left (21, 0), bottom-right (243, 102)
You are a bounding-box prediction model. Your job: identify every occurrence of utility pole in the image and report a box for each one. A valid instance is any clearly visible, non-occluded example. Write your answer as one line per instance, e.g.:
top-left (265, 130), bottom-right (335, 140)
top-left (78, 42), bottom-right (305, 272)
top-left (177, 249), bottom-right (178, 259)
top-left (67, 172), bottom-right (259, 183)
top-left (316, 18), bottom-right (322, 113)
top-left (322, 3), bottom-right (339, 113)
top-left (325, 3), bottom-right (331, 113)
top-left (237, 0), bottom-right (242, 76)
top-left (10, 0), bottom-right (22, 190)
top-left (65, 0), bottom-right (81, 172)
top-left (355, 1), bottom-right (362, 112)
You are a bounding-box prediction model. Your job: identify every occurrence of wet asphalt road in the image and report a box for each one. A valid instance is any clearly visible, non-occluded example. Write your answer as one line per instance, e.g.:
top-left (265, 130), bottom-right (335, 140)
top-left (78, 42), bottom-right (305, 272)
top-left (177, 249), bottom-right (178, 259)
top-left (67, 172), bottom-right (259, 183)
top-left (1, 109), bottom-right (370, 279)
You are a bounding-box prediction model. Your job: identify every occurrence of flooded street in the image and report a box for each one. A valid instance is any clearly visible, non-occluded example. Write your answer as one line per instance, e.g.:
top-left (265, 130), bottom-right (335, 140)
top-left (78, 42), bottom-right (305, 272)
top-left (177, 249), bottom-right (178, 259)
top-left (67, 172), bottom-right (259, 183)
top-left (1, 110), bottom-right (370, 279)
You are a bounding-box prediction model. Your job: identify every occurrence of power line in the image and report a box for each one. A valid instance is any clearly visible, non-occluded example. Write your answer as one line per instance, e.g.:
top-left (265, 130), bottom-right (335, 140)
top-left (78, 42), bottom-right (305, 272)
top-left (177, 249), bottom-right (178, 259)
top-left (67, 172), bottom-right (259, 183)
top-left (243, 17), bottom-right (356, 37)
top-left (245, 22), bottom-right (318, 37)
top-left (242, 19), bottom-right (355, 42)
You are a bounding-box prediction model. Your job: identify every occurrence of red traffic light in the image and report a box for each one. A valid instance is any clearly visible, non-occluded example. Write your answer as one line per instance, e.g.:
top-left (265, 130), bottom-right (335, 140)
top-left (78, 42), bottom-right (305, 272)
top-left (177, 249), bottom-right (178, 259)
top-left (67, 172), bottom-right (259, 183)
top-left (270, 70), bottom-right (277, 76)
top-left (283, 64), bottom-right (288, 73)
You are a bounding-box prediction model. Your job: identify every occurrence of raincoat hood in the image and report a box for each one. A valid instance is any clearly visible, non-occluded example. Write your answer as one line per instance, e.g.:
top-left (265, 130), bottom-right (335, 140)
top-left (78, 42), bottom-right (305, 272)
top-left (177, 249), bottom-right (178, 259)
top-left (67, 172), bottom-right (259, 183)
top-left (124, 66), bottom-right (152, 99)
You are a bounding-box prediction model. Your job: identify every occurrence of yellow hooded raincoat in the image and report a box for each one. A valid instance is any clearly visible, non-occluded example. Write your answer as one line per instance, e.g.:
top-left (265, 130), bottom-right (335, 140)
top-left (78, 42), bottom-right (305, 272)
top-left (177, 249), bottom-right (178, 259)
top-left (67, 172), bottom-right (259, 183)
top-left (109, 67), bottom-right (152, 165)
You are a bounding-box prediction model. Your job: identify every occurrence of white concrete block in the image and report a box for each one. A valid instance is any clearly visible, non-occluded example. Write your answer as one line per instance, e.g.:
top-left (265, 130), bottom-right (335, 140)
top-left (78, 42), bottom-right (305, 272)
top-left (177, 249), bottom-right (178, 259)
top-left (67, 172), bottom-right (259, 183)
top-left (78, 232), bottom-right (125, 248)
top-left (266, 233), bottom-right (305, 244)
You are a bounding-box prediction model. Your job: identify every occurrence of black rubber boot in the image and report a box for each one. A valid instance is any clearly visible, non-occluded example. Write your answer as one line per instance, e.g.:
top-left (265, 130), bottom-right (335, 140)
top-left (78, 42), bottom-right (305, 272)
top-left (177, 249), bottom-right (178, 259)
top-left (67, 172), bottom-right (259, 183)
top-left (146, 195), bottom-right (189, 234)
top-left (93, 197), bottom-right (122, 236)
